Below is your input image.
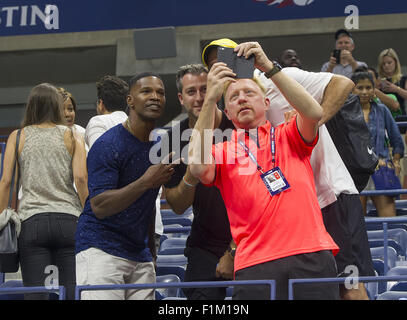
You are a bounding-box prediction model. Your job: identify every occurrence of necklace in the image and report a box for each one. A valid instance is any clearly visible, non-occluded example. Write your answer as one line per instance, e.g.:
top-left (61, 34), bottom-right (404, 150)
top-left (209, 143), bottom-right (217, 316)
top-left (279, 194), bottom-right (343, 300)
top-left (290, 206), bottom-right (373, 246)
top-left (126, 117), bottom-right (135, 136)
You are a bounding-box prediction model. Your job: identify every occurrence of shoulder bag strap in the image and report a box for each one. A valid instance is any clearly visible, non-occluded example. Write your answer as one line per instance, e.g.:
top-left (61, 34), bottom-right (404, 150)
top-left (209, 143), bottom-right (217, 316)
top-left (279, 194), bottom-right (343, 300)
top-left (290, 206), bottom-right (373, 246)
top-left (7, 130), bottom-right (21, 209)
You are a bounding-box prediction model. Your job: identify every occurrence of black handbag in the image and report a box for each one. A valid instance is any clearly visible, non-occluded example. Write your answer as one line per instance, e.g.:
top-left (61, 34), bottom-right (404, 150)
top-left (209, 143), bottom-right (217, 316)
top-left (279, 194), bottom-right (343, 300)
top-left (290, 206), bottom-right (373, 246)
top-left (0, 130), bottom-right (21, 273)
top-left (325, 94), bottom-right (379, 192)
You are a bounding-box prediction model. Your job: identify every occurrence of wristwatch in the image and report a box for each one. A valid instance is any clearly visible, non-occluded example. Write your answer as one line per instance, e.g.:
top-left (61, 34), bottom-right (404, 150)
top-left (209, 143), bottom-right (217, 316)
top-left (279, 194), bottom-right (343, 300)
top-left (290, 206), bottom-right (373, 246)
top-left (228, 246), bottom-right (236, 258)
top-left (264, 61), bottom-right (282, 79)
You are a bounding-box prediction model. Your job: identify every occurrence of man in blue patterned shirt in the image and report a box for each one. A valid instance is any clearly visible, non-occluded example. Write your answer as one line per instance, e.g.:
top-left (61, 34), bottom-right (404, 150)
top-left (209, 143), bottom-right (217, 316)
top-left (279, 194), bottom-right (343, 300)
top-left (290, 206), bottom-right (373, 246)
top-left (75, 72), bottom-right (178, 300)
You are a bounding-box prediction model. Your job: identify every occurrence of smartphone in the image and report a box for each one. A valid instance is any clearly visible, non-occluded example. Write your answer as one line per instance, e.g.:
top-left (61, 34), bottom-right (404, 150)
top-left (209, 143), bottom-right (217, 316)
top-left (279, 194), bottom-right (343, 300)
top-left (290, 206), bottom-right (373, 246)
top-left (217, 47), bottom-right (254, 79)
top-left (332, 49), bottom-right (341, 64)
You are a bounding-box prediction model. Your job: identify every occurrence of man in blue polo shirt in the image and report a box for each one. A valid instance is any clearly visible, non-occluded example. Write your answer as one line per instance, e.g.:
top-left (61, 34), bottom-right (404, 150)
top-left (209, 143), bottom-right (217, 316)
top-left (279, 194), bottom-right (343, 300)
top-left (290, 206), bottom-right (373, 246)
top-left (75, 72), bottom-right (178, 300)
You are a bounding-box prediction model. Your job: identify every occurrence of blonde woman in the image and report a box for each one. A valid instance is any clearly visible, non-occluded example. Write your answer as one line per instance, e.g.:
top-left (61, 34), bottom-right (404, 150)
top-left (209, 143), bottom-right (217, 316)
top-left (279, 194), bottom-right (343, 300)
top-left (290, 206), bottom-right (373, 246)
top-left (0, 83), bottom-right (88, 299)
top-left (377, 48), bottom-right (407, 114)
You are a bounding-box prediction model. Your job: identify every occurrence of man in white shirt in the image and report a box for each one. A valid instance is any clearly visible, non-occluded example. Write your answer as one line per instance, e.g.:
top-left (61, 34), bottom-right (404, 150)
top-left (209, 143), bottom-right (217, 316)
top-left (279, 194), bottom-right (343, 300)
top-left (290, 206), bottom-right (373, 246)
top-left (321, 29), bottom-right (367, 79)
top-left (85, 75), bottom-right (129, 149)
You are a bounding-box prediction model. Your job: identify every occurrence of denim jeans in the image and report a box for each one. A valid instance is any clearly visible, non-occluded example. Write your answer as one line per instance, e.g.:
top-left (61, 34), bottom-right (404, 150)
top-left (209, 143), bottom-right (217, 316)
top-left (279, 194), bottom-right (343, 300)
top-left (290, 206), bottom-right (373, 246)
top-left (18, 213), bottom-right (78, 300)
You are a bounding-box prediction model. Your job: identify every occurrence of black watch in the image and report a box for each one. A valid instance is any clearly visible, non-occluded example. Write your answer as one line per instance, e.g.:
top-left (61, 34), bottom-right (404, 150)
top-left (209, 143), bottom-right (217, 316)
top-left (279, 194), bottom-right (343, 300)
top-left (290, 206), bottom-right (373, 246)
top-left (228, 247), bottom-right (236, 258)
top-left (264, 61), bottom-right (282, 79)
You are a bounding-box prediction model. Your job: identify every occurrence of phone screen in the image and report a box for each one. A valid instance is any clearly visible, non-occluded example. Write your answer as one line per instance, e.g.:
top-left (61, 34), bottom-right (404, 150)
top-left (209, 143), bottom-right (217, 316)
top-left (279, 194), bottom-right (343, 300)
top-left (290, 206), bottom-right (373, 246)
top-left (217, 47), bottom-right (254, 79)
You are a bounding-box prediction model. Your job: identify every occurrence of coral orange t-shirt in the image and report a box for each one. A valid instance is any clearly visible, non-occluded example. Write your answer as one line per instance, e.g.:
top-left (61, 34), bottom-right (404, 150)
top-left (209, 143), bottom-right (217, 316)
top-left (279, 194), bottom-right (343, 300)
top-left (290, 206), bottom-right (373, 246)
top-left (208, 118), bottom-right (339, 272)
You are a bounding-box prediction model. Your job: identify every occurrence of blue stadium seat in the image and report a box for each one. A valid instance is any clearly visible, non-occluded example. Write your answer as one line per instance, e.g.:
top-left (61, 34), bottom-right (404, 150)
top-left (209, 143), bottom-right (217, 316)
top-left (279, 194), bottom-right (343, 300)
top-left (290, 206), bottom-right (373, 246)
top-left (376, 291), bottom-right (407, 300)
top-left (158, 247), bottom-right (186, 255)
top-left (365, 271), bottom-right (379, 300)
top-left (156, 265), bottom-right (186, 282)
top-left (386, 266), bottom-right (407, 292)
top-left (367, 228), bottom-right (407, 258)
top-left (156, 254), bottom-right (187, 267)
top-left (368, 239), bottom-right (403, 257)
top-left (370, 245), bottom-right (400, 270)
top-left (155, 274), bottom-right (181, 299)
top-left (372, 259), bottom-right (385, 276)
top-left (160, 238), bottom-right (187, 251)
top-left (162, 217), bottom-right (192, 227)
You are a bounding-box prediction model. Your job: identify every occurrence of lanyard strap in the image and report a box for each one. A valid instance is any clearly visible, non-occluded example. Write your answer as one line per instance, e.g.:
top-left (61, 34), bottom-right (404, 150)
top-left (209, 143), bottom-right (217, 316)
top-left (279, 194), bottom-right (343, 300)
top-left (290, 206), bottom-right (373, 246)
top-left (238, 127), bottom-right (275, 174)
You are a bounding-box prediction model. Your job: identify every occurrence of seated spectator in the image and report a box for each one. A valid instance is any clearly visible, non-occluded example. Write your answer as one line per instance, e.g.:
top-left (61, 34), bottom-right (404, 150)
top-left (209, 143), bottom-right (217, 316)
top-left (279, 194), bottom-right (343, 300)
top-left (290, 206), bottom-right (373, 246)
top-left (0, 83), bottom-right (88, 300)
top-left (377, 48), bottom-right (407, 115)
top-left (321, 29), bottom-right (367, 78)
top-left (277, 49), bottom-right (302, 69)
top-left (353, 72), bottom-right (404, 217)
top-left (189, 42), bottom-right (339, 300)
top-left (85, 75), bottom-right (129, 149)
top-left (57, 87), bottom-right (89, 151)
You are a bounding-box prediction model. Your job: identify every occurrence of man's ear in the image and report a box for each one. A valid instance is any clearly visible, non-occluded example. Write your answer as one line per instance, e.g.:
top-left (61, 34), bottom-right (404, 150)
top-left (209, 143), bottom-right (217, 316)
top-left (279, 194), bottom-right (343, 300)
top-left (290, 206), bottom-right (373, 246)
top-left (177, 92), bottom-right (184, 107)
top-left (126, 95), bottom-right (133, 110)
top-left (224, 106), bottom-right (232, 120)
top-left (264, 97), bottom-right (270, 112)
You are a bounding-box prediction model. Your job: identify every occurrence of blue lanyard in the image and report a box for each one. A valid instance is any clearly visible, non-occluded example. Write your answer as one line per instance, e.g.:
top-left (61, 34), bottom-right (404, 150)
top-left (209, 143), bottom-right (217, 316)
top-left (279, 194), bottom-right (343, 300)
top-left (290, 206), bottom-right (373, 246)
top-left (238, 127), bottom-right (275, 174)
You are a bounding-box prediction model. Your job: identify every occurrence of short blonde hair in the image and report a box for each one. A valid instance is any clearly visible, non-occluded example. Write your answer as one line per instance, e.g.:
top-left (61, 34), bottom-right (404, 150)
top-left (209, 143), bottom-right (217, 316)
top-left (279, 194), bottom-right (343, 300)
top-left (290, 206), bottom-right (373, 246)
top-left (378, 48), bottom-right (402, 83)
top-left (223, 76), bottom-right (266, 103)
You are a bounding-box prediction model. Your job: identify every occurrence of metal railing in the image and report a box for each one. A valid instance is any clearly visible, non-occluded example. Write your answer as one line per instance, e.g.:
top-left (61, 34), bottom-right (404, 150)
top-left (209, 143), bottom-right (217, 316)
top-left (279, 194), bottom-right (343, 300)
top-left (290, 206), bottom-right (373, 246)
top-left (288, 275), bottom-right (407, 300)
top-left (364, 216), bottom-right (407, 275)
top-left (0, 285), bottom-right (66, 300)
top-left (75, 279), bottom-right (276, 300)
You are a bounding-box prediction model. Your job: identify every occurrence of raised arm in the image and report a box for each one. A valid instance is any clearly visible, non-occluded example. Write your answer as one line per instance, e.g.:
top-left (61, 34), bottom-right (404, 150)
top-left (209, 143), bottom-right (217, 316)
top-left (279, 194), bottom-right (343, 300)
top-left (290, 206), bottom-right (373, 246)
top-left (189, 63), bottom-right (235, 184)
top-left (235, 42), bottom-right (322, 142)
top-left (319, 74), bottom-right (354, 126)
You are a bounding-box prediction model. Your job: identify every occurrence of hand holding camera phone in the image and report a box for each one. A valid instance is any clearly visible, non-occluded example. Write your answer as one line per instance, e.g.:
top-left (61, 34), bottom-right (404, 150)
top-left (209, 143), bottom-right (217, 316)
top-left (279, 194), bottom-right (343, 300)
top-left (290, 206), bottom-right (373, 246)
top-left (217, 47), bottom-right (255, 79)
top-left (332, 49), bottom-right (341, 64)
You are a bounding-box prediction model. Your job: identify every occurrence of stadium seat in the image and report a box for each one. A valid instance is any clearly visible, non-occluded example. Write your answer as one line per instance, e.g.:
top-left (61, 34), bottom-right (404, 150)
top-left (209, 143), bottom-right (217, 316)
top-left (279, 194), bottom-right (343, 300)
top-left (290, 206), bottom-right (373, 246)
top-left (162, 217), bottom-right (192, 227)
top-left (160, 237), bottom-right (187, 251)
top-left (156, 265), bottom-right (186, 282)
top-left (368, 239), bottom-right (403, 257)
top-left (367, 228), bottom-right (407, 258)
top-left (365, 271), bottom-right (379, 300)
top-left (163, 225), bottom-right (191, 238)
top-left (386, 266), bottom-right (407, 292)
top-left (376, 291), bottom-right (407, 300)
top-left (372, 259), bottom-right (385, 276)
top-left (158, 247), bottom-right (186, 255)
top-left (370, 246), bottom-right (399, 270)
top-left (156, 274), bottom-right (181, 299)
top-left (156, 254), bottom-right (187, 267)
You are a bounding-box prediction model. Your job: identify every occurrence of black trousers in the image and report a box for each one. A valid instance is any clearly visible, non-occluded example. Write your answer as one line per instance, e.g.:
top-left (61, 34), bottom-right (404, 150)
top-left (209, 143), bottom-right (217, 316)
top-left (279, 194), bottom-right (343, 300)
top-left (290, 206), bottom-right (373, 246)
top-left (18, 213), bottom-right (78, 300)
top-left (183, 246), bottom-right (227, 300)
top-left (233, 250), bottom-right (340, 300)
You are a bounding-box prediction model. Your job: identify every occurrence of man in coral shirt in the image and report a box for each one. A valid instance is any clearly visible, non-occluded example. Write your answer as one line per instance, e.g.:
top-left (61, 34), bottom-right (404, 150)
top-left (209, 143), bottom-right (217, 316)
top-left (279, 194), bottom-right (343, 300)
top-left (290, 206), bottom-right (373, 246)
top-left (189, 41), bottom-right (339, 300)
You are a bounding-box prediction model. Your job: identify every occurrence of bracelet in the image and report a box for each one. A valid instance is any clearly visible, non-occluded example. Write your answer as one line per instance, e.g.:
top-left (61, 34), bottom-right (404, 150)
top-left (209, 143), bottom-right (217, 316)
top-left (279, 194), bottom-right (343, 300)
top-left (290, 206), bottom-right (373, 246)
top-left (182, 176), bottom-right (198, 188)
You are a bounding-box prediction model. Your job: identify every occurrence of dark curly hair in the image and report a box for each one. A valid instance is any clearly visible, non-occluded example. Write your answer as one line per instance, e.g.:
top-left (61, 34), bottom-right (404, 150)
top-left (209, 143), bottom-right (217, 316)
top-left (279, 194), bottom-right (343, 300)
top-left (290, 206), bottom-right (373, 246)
top-left (96, 75), bottom-right (129, 112)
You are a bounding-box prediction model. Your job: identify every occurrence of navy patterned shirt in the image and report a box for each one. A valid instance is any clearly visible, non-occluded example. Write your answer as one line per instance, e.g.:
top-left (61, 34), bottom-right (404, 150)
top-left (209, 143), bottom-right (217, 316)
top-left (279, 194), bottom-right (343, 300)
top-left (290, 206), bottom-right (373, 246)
top-left (75, 124), bottom-right (159, 262)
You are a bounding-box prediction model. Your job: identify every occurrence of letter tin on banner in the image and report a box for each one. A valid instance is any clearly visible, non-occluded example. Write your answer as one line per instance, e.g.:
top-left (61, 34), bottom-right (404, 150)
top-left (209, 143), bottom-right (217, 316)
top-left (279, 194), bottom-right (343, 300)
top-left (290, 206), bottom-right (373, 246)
top-left (0, 0), bottom-right (406, 37)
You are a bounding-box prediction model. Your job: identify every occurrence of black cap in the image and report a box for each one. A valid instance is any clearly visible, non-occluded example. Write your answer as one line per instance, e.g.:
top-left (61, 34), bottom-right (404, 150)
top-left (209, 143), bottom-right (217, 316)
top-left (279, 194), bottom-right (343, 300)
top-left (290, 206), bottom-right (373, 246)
top-left (335, 29), bottom-right (352, 40)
